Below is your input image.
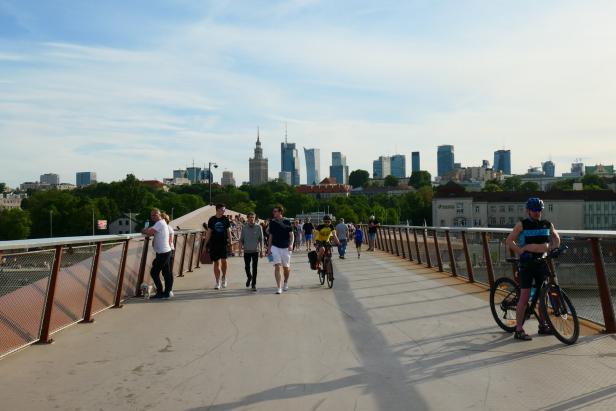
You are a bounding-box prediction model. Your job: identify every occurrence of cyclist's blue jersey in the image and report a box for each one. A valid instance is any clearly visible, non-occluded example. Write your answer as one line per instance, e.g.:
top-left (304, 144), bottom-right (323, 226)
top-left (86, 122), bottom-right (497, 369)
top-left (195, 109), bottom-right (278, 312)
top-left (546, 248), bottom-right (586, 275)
top-left (519, 218), bottom-right (551, 258)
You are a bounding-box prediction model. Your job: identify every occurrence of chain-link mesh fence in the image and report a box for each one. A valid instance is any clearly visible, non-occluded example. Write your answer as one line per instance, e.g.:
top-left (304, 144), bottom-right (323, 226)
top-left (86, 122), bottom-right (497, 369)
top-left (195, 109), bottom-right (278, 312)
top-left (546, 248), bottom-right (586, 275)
top-left (414, 229), bottom-right (427, 265)
top-left (173, 234), bottom-right (185, 275)
top-left (49, 245), bottom-right (97, 334)
top-left (90, 242), bottom-right (124, 315)
top-left (449, 231), bottom-right (469, 278)
top-left (122, 238), bottom-right (144, 299)
top-left (600, 238), bottom-right (616, 327)
top-left (0, 249), bottom-right (55, 356)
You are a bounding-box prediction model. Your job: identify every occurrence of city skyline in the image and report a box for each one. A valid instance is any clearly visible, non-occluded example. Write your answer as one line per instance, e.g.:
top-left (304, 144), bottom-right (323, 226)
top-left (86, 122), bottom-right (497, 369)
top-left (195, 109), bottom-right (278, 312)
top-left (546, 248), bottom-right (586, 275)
top-left (1, 2), bottom-right (616, 187)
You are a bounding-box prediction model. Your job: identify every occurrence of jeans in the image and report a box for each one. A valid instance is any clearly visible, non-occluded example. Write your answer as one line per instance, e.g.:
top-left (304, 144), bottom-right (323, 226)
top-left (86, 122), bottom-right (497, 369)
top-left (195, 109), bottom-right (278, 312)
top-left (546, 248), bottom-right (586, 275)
top-left (150, 251), bottom-right (172, 295)
top-left (337, 239), bottom-right (347, 257)
top-left (244, 252), bottom-right (259, 287)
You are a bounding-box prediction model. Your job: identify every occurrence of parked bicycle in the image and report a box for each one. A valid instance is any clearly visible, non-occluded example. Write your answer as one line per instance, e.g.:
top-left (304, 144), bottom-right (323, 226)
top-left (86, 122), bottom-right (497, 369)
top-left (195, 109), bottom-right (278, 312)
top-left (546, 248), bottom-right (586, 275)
top-left (490, 245), bottom-right (579, 345)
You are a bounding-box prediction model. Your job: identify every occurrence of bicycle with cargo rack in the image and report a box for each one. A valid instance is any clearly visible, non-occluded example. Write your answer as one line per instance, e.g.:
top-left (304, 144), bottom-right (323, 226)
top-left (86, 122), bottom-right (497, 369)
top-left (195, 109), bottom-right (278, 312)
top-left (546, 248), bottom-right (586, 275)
top-left (489, 245), bottom-right (579, 345)
top-left (308, 242), bottom-right (334, 288)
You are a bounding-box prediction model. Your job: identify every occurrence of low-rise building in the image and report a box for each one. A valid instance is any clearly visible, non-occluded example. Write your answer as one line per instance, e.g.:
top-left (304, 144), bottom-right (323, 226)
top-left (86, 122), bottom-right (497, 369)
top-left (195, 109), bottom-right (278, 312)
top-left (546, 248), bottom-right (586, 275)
top-left (0, 193), bottom-right (26, 210)
top-left (296, 178), bottom-right (351, 199)
top-left (108, 213), bottom-right (139, 235)
top-left (352, 184), bottom-right (416, 197)
top-left (433, 188), bottom-right (616, 230)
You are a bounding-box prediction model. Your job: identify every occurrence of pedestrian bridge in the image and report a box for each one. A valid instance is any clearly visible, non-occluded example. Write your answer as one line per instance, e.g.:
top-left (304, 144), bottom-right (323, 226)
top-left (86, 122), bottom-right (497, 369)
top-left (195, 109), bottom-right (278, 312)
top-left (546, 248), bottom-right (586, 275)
top-left (1, 225), bottom-right (616, 410)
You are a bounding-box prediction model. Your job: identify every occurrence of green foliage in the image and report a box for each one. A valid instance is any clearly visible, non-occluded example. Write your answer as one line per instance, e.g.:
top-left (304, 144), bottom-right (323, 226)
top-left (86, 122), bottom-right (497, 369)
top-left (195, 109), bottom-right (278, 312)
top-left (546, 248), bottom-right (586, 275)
top-left (582, 174), bottom-right (608, 190)
top-left (548, 179), bottom-right (575, 191)
top-left (482, 180), bottom-right (503, 192)
top-left (349, 169), bottom-right (370, 188)
top-left (519, 181), bottom-right (540, 192)
top-left (0, 208), bottom-right (31, 240)
top-left (408, 171), bottom-right (432, 189)
top-left (384, 175), bottom-right (399, 187)
top-left (502, 176), bottom-right (522, 191)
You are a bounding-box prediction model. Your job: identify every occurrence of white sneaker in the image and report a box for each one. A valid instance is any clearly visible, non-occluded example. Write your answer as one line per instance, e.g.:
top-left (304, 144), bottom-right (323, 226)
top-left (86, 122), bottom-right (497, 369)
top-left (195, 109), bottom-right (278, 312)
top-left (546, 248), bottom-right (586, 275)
top-left (222, 278), bottom-right (227, 288)
top-left (283, 282), bottom-right (288, 291)
top-left (276, 288), bottom-right (282, 294)
top-left (214, 282), bottom-right (221, 290)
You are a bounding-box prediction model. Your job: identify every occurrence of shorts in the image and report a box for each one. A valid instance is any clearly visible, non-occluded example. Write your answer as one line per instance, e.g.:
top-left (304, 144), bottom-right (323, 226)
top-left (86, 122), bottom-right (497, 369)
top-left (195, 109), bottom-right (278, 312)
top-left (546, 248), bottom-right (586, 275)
top-left (304, 234), bottom-right (313, 240)
top-left (519, 260), bottom-right (549, 289)
top-left (270, 246), bottom-right (291, 267)
top-left (355, 240), bottom-right (362, 248)
top-left (368, 233), bottom-right (376, 241)
top-left (208, 242), bottom-right (228, 261)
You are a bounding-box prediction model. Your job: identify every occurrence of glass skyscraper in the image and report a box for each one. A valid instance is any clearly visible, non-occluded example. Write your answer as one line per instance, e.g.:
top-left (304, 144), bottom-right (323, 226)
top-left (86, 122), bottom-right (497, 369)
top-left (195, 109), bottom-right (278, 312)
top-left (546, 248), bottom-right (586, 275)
top-left (493, 150), bottom-right (511, 175)
top-left (411, 152), bottom-right (420, 173)
top-left (437, 145), bottom-right (454, 177)
top-left (76, 171), bottom-right (97, 187)
top-left (542, 160), bottom-right (555, 177)
top-left (390, 154), bottom-right (406, 178)
top-left (281, 139), bottom-right (300, 186)
top-left (304, 148), bottom-right (320, 185)
top-left (329, 152), bottom-right (349, 184)
top-left (373, 156), bottom-right (391, 179)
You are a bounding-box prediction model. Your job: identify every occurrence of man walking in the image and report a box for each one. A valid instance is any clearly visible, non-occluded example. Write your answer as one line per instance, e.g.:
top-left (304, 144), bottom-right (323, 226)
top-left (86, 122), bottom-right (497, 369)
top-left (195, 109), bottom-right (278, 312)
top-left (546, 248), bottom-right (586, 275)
top-left (267, 205), bottom-right (294, 294)
top-left (367, 216), bottom-right (380, 251)
top-left (240, 212), bottom-right (264, 292)
top-left (303, 218), bottom-right (315, 251)
top-left (204, 203), bottom-right (232, 289)
top-left (142, 208), bottom-right (173, 299)
top-left (335, 218), bottom-right (349, 259)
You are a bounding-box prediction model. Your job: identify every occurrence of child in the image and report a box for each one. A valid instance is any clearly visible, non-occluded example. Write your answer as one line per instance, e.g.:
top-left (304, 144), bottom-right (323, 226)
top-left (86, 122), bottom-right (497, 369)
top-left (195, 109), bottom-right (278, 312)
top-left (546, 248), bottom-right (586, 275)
top-left (354, 226), bottom-right (364, 258)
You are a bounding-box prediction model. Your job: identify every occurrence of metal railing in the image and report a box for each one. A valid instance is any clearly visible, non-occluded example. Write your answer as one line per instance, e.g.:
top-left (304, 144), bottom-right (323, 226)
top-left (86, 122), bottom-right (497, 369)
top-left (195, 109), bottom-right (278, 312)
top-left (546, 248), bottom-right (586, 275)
top-left (0, 229), bottom-right (205, 359)
top-left (359, 224), bottom-right (616, 333)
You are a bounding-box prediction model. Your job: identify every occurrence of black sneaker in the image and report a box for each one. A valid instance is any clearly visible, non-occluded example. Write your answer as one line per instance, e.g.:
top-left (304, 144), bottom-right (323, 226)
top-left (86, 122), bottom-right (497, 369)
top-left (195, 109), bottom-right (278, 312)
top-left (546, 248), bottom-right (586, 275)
top-left (246, 276), bottom-right (252, 287)
top-left (251, 286), bottom-right (257, 292)
top-left (538, 324), bottom-right (553, 335)
top-left (514, 330), bottom-right (532, 341)
top-left (151, 293), bottom-right (164, 299)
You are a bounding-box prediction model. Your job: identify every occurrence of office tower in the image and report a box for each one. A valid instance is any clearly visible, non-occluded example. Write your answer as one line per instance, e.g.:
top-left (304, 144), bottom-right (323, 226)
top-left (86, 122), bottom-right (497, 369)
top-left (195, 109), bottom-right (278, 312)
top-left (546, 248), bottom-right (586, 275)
top-left (304, 148), bottom-right (321, 185)
top-left (542, 161), bottom-right (555, 177)
top-left (571, 162), bottom-right (584, 177)
top-left (40, 173), bottom-right (60, 185)
top-left (493, 149), bottom-right (511, 175)
top-left (249, 131), bottom-right (269, 185)
top-left (390, 154), bottom-right (406, 178)
top-left (411, 152), bottom-right (420, 173)
top-left (482, 160), bottom-right (490, 168)
top-left (278, 171), bottom-right (292, 185)
top-left (221, 171), bottom-right (236, 187)
top-left (329, 152), bottom-right (349, 184)
top-left (373, 156), bottom-right (391, 179)
top-left (173, 169), bottom-right (186, 179)
top-left (186, 167), bottom-right (202, 183)
top-left (200, 169), bottom-right (213, 181)
top-left (280, 131), bottom-right (300, 186)
top-left (76, 172), bottom-right (97, 187)
top-left (437, 145), bottom-right (454, 177)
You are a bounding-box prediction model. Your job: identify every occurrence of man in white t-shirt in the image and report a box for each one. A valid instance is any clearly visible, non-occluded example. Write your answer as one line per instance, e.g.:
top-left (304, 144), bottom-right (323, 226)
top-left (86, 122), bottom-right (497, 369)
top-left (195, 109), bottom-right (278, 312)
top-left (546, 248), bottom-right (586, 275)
top-left (142, 208), bottom-right (173, 299)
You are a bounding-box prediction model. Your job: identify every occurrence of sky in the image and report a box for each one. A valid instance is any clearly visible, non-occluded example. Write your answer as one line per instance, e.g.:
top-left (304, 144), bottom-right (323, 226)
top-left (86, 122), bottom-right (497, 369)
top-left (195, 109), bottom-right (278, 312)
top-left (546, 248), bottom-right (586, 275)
top-left (1, 0), bottom-right (615, 188)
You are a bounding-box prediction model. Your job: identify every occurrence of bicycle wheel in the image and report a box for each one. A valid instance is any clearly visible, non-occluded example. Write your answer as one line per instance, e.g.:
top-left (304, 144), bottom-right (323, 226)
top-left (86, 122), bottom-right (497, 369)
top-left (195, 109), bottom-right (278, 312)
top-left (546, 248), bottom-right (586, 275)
top-left (539, 284), bottom-right (579, 345)
top-left (325, 258), bottom-right (334, 288)
top-left (319, 266), bottom-right (325, 285)
top-left (490, 277), bottom-right (519, 333)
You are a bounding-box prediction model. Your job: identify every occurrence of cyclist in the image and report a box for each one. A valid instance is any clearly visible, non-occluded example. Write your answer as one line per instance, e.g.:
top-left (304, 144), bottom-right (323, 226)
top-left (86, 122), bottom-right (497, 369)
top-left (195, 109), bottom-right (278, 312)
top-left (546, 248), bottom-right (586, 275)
top-left (314, 215), bottom-right (341, 272)
top-left (506, 197), bottom-right (561, 341)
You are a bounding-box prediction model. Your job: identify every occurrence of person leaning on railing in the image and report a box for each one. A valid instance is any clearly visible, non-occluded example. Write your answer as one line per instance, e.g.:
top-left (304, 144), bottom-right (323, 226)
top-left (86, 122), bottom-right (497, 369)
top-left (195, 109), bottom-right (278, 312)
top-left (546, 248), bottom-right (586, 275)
top-left (141, 208), bottom-right (173, 299)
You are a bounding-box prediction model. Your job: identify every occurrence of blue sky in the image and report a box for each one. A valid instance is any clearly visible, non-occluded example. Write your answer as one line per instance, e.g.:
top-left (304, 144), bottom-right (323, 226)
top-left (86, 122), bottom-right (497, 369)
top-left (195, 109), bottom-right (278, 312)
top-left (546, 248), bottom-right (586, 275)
top-left (1, 0), bottom-right (615, 187)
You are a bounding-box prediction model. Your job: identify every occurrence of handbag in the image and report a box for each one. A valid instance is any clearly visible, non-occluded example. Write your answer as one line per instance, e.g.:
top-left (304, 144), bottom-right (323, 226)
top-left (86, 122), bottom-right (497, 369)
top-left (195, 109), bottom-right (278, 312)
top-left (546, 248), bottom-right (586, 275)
top-left (200, 247), bottom-right (212, 264)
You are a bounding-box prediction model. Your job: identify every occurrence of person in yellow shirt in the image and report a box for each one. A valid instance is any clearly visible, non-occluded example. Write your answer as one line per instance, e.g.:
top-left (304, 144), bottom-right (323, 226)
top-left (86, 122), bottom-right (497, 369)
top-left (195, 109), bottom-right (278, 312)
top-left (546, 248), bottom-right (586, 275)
top-left (314, 215), bottom-right (340, 269)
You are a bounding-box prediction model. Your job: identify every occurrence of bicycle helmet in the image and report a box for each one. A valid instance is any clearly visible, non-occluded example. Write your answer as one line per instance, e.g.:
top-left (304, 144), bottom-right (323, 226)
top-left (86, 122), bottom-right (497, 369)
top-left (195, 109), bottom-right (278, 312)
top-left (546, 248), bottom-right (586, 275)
top-left (526, 197), bottom-right (544, 211)
top-left (323, 214), bottom-right (332, 222)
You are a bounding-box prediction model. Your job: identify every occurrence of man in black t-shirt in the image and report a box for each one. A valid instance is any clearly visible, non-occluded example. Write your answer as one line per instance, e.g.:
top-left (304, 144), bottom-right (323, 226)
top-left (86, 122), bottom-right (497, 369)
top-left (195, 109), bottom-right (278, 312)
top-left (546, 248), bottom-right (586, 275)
top-left (205, 203), bottom-right (232, 290)
top-left (267, 205), bottom-right (294, 294)
top-left (303, 219), bottom-right (315, 251)
top-left (367, 216), bottom-right (380, 251)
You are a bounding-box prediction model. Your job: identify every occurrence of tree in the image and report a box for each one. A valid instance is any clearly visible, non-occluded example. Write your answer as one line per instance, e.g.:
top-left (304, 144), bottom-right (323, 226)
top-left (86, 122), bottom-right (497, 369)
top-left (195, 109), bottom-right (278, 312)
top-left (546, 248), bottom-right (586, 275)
top-left (349, 169), bottom-right (370, 188)
top-left (408, 171), bottom-right (432, 189)
top-left (0, 208), bottom-right (31, 240)
top-left (502, 176), bottom-right (522, 191)
top-left (384, 175), bottom-right (399, 187)
top-left (519, 181), bottom-right (540, 192)
top-left (0, 182), bottom-right (6, 193)
top-left (582, 174), bottom-right (608, 190)
top-left (482, 181), bottom-right (503, 192)
top-left (549, 179), bottom-right (575, 191)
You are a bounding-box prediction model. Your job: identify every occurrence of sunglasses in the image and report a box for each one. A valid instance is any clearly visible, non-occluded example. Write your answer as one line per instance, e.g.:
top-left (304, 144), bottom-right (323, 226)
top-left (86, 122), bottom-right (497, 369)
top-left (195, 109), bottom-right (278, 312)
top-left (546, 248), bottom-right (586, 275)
top-left (529, 208), bottom-right (543, 212)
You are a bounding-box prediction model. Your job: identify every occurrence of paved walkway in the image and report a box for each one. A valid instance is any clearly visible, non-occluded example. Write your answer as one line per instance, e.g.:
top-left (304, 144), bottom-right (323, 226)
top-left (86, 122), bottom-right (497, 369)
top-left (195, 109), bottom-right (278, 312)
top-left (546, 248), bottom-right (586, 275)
top-left (1, 250), bottom-right (616, 410)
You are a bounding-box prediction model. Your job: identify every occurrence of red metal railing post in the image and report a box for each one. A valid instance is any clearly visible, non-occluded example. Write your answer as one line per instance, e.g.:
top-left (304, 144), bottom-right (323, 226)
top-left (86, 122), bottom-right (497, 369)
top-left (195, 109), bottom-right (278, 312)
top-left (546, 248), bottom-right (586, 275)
top-left (37, 245), bottom-right (63, 344)
top-left (422, 228), bottom-right (432, 268)
top-left (445, 230), bottom-right (457, 276)
top-left (82, 242), bottom-right (103, 323)
top-left (382, 228), bottom-right (388, 252)
top-left (461, 231), bottom-right (475, 282)
top-left (187, 233), bottom-right (196, 272)
top-left (405, 228), bottom-right (413, 261)
top-left (113, 239), bottom-right (130, 308)
top-left (135, 236), bottom-right (150, 297)
top-left (398, 228), bottom-right (405, 259)
top-left (590, 238), bottom-right (616, 333)
top-left (393, 227), bottom-right (400, 256)
top-left (195, 232), bottom-right (205, 268)
top-left (433, 230), bottom-right (444, 272)
top-left (178, 233), bottom-right (188, 276)
top-left (375, 227), bottom-right (381, 250)
top-left (413, 229), bottom-right (422, 264)
top-left (388, 227), bottom-right (395, 254)
top-left (481, 232), bottom-right (495, 287)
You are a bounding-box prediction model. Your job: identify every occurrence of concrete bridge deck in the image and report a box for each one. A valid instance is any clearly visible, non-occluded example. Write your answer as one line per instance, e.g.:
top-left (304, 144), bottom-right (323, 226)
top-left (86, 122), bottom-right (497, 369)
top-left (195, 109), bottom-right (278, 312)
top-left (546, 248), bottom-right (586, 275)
top-left (1, 250), bottom-right (616, 410)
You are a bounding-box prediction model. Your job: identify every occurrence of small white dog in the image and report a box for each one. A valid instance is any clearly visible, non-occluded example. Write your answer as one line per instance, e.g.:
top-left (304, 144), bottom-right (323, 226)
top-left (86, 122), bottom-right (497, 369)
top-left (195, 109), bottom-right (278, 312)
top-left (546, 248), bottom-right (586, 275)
top-left (140, 282), bottom-right (155, 300)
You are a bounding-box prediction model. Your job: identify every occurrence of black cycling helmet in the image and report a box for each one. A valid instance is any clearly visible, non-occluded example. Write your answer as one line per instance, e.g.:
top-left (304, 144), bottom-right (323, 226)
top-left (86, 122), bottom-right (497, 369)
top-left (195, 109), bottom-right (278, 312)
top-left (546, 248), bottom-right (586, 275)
top-left (526, 197), bottom-right (544, 211)
top-left (323, 214), bottom-right (332, 221)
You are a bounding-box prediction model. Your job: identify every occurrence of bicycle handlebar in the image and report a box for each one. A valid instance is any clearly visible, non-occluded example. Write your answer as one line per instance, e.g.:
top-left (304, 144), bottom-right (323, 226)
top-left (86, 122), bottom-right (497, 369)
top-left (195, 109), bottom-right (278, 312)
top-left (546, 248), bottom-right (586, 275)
top-left (505, 245), bottom-right (568, 264)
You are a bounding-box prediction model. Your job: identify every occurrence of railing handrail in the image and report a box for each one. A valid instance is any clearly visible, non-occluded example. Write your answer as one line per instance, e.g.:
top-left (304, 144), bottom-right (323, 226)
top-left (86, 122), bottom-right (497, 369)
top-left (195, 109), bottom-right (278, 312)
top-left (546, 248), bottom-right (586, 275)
top-left (0, 229), bottom-right (205, 252)
top-left (374, 225), bottom-right (616, 238)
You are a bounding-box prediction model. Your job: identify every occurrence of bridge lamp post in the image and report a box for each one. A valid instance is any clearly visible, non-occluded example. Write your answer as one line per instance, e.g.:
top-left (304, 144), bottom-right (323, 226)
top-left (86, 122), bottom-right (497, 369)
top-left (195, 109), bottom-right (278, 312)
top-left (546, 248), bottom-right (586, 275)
top-left (208, 162), bottom-right (218, 205)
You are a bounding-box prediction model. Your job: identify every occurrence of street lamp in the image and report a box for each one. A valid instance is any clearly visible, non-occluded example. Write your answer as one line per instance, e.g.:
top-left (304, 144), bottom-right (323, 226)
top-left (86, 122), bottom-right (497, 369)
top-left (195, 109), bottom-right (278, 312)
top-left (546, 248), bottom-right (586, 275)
top-left (208, 162), bottom-right (218, 205)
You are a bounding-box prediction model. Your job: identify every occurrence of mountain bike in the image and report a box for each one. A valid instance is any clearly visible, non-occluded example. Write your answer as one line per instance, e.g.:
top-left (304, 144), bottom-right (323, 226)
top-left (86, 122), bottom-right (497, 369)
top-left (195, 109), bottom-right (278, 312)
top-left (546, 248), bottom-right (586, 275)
top-left (318, 243), bottom-right (334, 288)
top-left (489, 245), bottom-right (579, 345)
